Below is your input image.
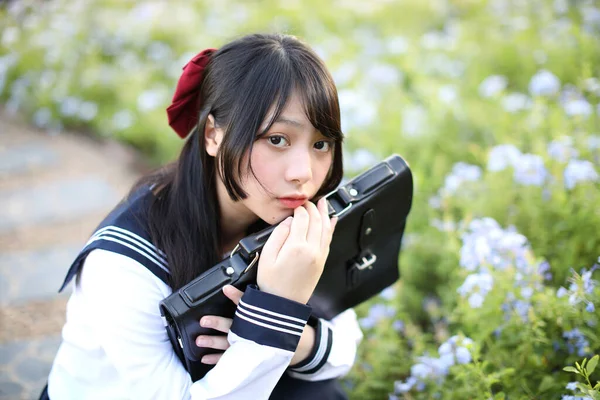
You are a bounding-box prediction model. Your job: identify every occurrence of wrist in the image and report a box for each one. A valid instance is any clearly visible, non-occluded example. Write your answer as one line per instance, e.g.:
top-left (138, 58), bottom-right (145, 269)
top-left (290, 324), bottom-right (315, 366)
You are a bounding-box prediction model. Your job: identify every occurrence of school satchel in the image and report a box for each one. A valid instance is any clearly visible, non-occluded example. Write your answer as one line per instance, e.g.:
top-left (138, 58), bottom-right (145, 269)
top-left (159, 154), bottom-right (414, 380)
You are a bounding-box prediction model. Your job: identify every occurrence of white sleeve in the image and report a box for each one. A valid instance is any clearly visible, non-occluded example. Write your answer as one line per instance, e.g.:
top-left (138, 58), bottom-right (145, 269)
top-left (286, 308), bottom-right (364, 381)
top-left (80, 249), bottom-right (311, 400)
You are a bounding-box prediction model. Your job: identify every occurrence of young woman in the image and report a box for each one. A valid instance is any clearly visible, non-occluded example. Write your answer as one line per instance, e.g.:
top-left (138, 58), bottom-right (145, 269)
top-left (42, 33), bottom-right (363, 399)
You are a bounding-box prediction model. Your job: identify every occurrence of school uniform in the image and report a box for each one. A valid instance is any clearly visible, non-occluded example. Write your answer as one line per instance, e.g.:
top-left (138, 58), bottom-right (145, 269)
top-left (43, 186), bottom-right (363, 399)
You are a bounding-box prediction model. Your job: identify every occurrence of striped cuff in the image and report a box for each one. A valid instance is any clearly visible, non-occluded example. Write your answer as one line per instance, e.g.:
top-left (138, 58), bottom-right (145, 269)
top-left (288, 317), bottom-right (333, 374)
top-left (230, 285), bottom-right (312, 352)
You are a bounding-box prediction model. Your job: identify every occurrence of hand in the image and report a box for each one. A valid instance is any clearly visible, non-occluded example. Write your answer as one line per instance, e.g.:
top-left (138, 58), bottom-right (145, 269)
top-left (257, 197), bottom-right (338, 304)
top-left (195, 285), bottom-right (244, 364)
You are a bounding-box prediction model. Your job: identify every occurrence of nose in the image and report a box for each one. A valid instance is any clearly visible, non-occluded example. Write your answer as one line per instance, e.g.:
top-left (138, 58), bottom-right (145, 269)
top-left (285, 148), bottom-right (313, 185)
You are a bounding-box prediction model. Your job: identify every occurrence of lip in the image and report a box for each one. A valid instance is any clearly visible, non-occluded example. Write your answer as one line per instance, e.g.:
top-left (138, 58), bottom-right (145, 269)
top-left (278, 195), bottom-right (308, 209)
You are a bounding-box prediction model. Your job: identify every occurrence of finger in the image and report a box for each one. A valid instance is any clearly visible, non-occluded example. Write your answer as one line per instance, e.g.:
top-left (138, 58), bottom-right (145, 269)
top-left (200, 316), bottom-right (233, 334)
top-left (222, 285), bottom-right (244, 306)
top-left (287, 205), bottom-right (309, 243)
top-left (305, 200), bottom-right (322, 246)
top-left (321, 216), bottom-right (337, 252)
top-left (201, 353), bottom-right (223, 365)
top-left (260, 217), bottom-right (292, 265)
top-left (318, 205), bottom-right (335, 250)
top-left (196, 335), bottom-right (231, 350)
top-left (317, 198), bottom-right (332, 248)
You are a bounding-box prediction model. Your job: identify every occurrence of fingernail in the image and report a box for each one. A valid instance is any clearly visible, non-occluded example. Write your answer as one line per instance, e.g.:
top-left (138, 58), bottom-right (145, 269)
top-left (196, 337), bottom-right (209, 347)
top-left (201, 318), bottom-right (212, 328)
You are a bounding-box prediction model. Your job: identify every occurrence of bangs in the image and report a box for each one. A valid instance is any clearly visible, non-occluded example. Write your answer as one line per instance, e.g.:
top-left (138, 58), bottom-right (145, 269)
top-left (256, 50), bottom-right (344, 142)
top-left (211, 34), bottom-right (344, 201)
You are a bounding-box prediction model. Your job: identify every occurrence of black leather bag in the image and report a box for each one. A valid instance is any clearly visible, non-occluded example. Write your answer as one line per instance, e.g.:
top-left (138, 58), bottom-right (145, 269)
top-left (159, 154), bottom-right (413, 379)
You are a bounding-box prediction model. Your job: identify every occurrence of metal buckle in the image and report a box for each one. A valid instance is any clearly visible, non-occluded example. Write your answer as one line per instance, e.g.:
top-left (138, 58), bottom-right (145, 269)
top-left (229, 244), bottom-right (240, 259)
top-left (324, 188), bottom-right (353, 218)
top-left (243, 253), bottom-right (260, 274)
top-left (332, 203), bottom-right (352, 218)
top-left (354, 252), bottom-right (377, 271)
top-left (230, 243), bottom-right (260, 274)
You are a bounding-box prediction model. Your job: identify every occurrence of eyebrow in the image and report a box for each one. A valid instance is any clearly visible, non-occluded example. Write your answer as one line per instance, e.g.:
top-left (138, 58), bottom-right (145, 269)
top-left (272, 117), bottom-right (306, 129)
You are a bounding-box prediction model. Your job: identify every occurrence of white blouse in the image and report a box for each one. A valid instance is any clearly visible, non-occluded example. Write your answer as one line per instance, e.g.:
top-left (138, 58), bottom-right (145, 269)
top-left (47, 249), bottom-right (363, 399)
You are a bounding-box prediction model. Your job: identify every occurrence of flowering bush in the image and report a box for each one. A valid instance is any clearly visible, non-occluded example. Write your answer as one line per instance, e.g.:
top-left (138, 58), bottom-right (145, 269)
top-left (2, 0), bottom-right (600, 398)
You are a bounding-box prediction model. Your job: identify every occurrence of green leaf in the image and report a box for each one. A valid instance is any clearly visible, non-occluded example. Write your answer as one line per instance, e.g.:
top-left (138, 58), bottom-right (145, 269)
top-left (587, 355), bottom-right (599, 376)
top-left (577, 361), bottom-right (582, 371)
top-left (538, 376), bottom-right (555, 392)
top-left (564, 366), bottom-right (579, 374)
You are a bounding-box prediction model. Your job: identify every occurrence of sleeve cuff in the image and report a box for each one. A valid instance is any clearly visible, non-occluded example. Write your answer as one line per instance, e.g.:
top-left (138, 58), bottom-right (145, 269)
top-left (230, 285), bottom-right (312, 352)
top-left (287, 317), bottom-right (333, 374)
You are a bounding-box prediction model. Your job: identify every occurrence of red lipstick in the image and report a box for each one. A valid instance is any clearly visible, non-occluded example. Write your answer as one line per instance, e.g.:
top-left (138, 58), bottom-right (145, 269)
top-left (278, 196), bottom-right (307, 209)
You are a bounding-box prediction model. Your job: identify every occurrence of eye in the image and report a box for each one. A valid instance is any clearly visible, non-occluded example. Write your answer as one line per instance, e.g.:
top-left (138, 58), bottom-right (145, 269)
top-left (267, 135), bottom-right (289, 148)
top-left (314, 140), bottom-right (332, 152)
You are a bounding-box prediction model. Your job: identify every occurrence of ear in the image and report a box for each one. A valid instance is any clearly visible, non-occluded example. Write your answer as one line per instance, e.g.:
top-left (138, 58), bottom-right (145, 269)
top-left (204, 114), bottom-right (224, 157)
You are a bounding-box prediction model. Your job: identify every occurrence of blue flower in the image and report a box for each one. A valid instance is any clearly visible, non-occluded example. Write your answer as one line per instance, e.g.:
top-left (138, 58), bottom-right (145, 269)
top-left (513, 153), bottom-right (547, 186)
top-left (560, 86), bottom-right (593, 117)
top-left (455, 347), bottom-right (472, 364)
top-left (479, 75), bottom-right (508, 98)
top-left (112, 110), bottom-right (135, 131)
top-left (401, 105), bottom-right (427, 137)
top-left (564, 159), bottom-right (599, 189)
top-left (459, 218), bottom-right (534, 275)
top-left (487, 144), bottom-right (522, 172)
top-left (394, 376), bottom-right (417, 393)
top-left (564, 99), bottom-right (593, 117)
top-left (581, 266), bottom-right (599, 294)
top-left (60, 96), bottom-right (81, 117)
top-left (346, 148), bottom-right (378, 171)
top-left (502, 92), bottom-right (532, 113)
top-left (588, 135), bottom-right (600, 151)
top-left (457, 272), bottom-right (494, 308)
top-left (78, 101), bottom-right (98, 121)
top-left (146, 41), bottom-right (172, 63)
top-left (521, 287), bottom-right (534, 299)
top-left (468, 292), bottom-right (485, 308)
top-left (392, 320), bottom-right (405, 333)
top-left (137, 89), bottom-right (168, 113)
top-left (548, 136), bottom-right (579, 163)
top-left (529, 69), bottom-right (561, 96)
top-left (441, 162), bottom-right (482, 196)
top-left (586, 302), bottom-right (595, 313)
top-left (538, 261), bottom-right (553, 281)
top-left (438, 336), bottom-right (473, 365)
top-left (33, 107), bottom-right (52, 128)
top-left (379, 286), bottom-right (396, 300)
top-left (563, 329), bottom-right (590, 357)
top-left (359, 303), bottom-right (396, 329)
top-left (565, 381), bottom-right (578, 391)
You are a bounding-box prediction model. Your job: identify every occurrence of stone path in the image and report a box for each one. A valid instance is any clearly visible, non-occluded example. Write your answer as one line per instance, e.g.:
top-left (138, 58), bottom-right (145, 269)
top-left (0, 110), bottom-right (147, 399)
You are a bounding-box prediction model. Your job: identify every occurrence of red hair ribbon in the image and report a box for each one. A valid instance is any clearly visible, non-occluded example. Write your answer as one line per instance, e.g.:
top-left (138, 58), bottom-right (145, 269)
top-left (166, 48), bottom-right (217, 139)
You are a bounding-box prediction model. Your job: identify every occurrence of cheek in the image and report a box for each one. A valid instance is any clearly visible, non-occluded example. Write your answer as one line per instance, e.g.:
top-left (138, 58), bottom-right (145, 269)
top-left (247, 146), bottom-right (279, 190)
top-left (315, 155), bottom-right (334, 184)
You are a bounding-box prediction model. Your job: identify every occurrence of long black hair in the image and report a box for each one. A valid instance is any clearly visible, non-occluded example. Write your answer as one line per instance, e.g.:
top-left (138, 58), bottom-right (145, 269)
top-left (133, 33), bottom-right (344, 290)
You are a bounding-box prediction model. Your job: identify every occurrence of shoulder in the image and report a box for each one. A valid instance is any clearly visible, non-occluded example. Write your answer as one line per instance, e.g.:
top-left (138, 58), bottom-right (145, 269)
top-left (79, 249), bottom-right (172, 300)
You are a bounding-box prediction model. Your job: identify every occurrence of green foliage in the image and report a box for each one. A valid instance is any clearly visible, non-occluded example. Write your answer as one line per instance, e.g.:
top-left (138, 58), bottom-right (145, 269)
top-left (2, 0), bottom-right (600, 398)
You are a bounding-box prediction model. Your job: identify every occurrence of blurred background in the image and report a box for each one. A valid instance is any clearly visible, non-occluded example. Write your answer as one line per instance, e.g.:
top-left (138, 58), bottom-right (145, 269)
top-left (1, 0), bottom-right (599, 399)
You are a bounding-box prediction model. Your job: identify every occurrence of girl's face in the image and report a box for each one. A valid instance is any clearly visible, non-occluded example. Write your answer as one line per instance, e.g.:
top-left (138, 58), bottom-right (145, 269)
top-left (207, 90), bottom-right (335, 227)
top-left (241, 90), bottom-right (335, 224)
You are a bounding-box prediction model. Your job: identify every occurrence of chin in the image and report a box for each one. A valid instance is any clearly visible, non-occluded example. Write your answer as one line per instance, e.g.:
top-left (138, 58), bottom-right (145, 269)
top-left (262, 210), bottom-right (294, 225)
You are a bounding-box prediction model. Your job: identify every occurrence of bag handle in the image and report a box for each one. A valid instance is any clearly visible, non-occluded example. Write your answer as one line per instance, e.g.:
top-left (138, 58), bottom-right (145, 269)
top-left (236, 159), bottom-right (397, 261)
